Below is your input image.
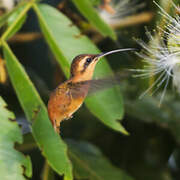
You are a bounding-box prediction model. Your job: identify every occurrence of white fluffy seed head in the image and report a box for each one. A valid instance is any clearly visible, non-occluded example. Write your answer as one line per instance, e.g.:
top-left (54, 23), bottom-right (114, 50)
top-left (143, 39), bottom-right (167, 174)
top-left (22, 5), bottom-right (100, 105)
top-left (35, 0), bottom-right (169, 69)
top-left (134, 2), bottom-right (180, 105)
top-left (173, 64), bottom-right (180, 92)
top-left (0, 0), bottom-right (15, 12)
top-left (97, 0), bottom-right (144, 26)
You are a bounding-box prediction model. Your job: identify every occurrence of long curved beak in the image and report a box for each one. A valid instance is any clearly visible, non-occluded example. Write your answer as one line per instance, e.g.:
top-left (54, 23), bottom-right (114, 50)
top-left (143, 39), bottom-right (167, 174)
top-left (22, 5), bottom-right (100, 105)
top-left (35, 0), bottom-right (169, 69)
top-left (96, 48), bottom-right (136, 59)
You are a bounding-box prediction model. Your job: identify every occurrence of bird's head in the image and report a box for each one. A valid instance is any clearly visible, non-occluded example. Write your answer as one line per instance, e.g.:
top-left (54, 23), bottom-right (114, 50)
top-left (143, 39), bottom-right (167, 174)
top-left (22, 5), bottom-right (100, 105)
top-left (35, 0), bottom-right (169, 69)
top-left (70, 48), bottom-right (134, 82)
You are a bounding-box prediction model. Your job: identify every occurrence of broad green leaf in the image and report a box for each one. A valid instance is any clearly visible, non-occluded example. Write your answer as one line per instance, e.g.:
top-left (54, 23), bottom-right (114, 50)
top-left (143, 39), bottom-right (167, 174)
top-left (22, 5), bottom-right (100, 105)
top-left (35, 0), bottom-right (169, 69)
top-left (88, 0), bottom-right (101, 6)
top-left (33, 3), bottom-right (127, 134)
top-left (67, 139), bottom-right (133, 180)
top-left (0, 96), bottom-right (32, 180)
top-left (3, 42), bottom-right (73, 180)
top-left (71, 0), bottom-right (116, 40)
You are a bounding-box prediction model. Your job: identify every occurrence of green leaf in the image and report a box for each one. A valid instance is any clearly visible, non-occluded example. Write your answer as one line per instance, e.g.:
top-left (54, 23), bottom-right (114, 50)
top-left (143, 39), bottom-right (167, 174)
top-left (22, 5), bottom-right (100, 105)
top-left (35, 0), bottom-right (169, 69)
top-left (125, 93), bottom-right (180, 144)
top-left (3, 42), bottom-right (73, 180)
top-left (71, 0), bottom-right (116, 40)
top-left (33, 3), bottom-right (127, 134)
top-left (0, 96), bottom-right (32, 180)
top-left (67, 139), bottom-right (133, 180)
top-left (6, 5), bottom-right (27, 39)
top-left (1, 2), bottom-right (32, 41)
top-left (121, 81), bottom-right (180, 143)
top-left (0, 0), bottom-right (28, 29)
top-left (87, 0), bottom-right (101, 6)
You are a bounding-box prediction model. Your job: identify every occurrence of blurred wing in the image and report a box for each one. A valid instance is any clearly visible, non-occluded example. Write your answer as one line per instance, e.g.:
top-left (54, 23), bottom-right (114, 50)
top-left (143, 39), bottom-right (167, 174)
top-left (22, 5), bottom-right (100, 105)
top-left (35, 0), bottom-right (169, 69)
top-left (69, 72), bottom-right (129, 97)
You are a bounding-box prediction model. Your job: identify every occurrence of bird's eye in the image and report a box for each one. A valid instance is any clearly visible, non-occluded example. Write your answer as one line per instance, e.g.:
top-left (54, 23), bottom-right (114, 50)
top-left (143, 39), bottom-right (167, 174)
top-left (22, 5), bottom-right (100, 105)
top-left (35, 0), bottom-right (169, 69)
top-left (86, 58), bottom-right (92, 63)
top-left (84, 57), bottom-right (92, 67)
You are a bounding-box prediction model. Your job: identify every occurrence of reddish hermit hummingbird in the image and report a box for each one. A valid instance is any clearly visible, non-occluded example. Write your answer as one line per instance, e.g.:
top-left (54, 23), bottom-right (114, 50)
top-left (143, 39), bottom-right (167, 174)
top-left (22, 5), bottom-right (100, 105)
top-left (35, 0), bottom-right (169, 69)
top-left (48, 48), bottom-right (134, 133)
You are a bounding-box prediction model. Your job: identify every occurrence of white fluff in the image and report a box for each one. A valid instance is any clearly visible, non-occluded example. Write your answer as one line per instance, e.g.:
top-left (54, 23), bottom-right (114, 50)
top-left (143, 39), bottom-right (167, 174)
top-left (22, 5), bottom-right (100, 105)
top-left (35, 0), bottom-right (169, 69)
top-left (98, 0), bottom-right (144, 26)
top-left (0, 0), bottom-right (15, 12)
top-left (134, 2), bottom-right (180, 104)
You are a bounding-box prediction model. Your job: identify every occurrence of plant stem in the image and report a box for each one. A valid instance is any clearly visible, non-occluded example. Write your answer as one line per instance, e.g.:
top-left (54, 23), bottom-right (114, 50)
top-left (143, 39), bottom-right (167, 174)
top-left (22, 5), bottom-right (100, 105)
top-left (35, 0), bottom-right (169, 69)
top-left (1, 2), bottom-right (33, 41)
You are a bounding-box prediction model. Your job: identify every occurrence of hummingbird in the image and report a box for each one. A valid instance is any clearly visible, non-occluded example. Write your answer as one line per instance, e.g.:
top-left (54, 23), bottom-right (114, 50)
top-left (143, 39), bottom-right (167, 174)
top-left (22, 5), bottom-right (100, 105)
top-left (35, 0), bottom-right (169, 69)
top-left (48, 48), bottom-right (134, 133)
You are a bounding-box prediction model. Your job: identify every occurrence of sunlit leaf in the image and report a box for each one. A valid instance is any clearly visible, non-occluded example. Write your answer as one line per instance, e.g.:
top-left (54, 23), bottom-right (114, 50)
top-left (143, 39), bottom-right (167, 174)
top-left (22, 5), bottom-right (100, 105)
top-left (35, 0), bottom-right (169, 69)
top-left (87, 0), bottom-right (101, 6)
top-left (3, 42), bottom-right (73, 180)
top-left (33, 3), bottom-right (127, 134)
top-left (0, 96), bottom-right (32, 180)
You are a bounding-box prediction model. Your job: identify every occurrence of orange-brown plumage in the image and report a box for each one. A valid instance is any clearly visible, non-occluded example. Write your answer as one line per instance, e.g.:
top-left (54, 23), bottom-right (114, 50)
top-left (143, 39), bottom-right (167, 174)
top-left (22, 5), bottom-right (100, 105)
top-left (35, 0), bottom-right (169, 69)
top-left (47, 49), bottom-right (133, 133)
top-left (48, 79), bottom-right (89, 132)
top-left (48, 54), bottom-right (97, 133)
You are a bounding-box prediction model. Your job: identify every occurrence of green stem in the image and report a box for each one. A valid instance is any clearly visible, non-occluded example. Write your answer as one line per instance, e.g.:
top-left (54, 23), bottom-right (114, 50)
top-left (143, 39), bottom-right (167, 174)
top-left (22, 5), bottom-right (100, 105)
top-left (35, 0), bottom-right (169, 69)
top-left (1, 2), bottom-right (33, 41)
top-left (41, 161), bottom-right (55, 180)
top-left (16, 143), bottom-right (38, 151)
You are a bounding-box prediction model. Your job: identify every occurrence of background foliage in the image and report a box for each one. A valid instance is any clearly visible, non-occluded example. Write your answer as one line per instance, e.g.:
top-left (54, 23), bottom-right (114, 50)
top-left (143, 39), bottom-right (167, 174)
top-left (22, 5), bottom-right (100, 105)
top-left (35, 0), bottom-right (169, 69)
top-left (0, 0), bottom-right (180, 179)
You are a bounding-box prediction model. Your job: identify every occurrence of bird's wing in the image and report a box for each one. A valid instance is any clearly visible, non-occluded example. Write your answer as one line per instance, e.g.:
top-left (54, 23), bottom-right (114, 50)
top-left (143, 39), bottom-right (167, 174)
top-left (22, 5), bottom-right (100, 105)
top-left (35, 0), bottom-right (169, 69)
top-left (69, 72), bottom-right (129, 97)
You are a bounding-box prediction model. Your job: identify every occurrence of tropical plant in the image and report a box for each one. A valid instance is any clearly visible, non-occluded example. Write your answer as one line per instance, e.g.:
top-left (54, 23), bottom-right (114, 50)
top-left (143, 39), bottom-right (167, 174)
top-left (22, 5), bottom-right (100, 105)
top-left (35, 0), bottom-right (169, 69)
top-left (0, 0), bottom-right (180, 180)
